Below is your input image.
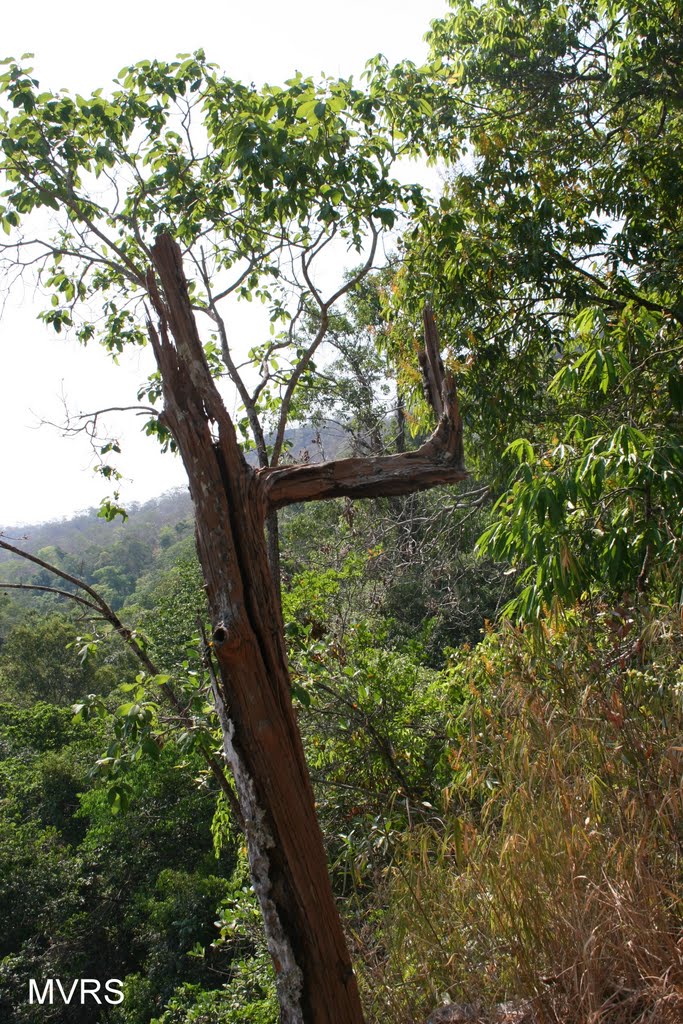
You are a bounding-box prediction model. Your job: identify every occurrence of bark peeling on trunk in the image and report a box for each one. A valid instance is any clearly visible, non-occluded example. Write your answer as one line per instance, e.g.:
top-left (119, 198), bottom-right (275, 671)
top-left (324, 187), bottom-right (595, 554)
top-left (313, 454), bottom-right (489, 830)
top-left (144, 233), bottom-right (466, 1024)
top-left (210, 677), bottom-right (304, 1022)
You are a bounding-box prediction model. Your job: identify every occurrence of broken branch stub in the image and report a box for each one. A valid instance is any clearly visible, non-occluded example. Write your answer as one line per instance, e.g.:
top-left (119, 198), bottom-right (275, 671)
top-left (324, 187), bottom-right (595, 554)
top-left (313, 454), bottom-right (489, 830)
top-left (259, 303), bottom-right (466, 511)
top-left (419, 303), bottom-right (446, 420)
top-left (145, 234), bottom-right (365, 1024)
top-left (141, 234), bottom-right (467, 1024)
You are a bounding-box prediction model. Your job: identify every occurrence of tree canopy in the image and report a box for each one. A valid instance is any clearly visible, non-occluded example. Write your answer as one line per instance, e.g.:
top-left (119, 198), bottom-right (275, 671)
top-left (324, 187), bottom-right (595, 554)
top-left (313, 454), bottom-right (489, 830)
top-left (382, 0), bottom-right (683, 616)
top-left (0, 51), bottom-right (424, 467)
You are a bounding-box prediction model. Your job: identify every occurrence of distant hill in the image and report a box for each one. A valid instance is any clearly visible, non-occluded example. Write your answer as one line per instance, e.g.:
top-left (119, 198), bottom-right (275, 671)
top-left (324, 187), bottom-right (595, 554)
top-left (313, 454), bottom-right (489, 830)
top-left (0, 420), bottom-right (354, 564)
top-left (0, 489), bottom-right (194, 563)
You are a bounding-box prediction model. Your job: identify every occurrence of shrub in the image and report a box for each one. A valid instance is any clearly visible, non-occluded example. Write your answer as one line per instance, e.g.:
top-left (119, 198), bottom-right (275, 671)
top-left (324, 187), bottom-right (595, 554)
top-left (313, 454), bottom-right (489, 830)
top-left (356, 607), bottom-right (683, 1024)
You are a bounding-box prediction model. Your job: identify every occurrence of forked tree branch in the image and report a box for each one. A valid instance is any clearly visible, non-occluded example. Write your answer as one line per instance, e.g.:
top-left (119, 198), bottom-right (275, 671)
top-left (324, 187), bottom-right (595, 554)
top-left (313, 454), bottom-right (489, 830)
top-left (144, 236), bottom-right (466, 517)
top-left (258, 305), bottom-right (466, 511)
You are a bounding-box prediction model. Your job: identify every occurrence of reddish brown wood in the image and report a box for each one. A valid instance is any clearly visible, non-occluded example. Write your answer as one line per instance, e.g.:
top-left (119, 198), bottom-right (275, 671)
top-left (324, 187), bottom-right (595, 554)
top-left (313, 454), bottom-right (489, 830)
top-left (144, 234), bottom-right (467, 1024)
top-left (260, 306), bottom-right (466, 511)
top-left (147, 235), bottom-right (363, 1024)
top-left (260, 444), bottom-right (467, 510)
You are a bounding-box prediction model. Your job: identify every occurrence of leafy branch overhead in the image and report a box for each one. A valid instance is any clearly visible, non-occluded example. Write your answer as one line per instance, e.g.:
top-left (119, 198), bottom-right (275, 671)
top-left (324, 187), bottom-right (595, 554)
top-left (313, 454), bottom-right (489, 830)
top-left (0, 52), bottom-right (424, 468)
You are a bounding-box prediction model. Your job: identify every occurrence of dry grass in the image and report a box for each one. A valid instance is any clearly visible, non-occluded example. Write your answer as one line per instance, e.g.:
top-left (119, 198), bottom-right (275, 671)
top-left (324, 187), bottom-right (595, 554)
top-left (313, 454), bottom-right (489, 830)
top-left (354, 608), bottom-right (683, 1024)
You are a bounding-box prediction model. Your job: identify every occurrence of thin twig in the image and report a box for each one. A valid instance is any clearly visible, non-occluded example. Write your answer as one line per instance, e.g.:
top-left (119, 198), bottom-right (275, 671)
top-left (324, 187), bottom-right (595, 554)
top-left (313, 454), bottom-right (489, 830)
top-left (0, 537), bottom-right (242, 826)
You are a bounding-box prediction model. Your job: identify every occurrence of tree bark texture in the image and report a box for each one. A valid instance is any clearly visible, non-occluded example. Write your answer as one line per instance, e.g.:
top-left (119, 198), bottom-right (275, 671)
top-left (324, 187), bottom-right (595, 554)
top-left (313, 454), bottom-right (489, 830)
top-left (145, 234), bottom-right (466, 1024)
top-left (266, 509), bottom-right (283, 605)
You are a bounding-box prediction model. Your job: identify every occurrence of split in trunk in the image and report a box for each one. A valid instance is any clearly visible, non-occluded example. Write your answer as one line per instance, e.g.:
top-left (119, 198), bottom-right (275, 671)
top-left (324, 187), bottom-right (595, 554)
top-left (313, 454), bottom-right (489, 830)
top-left (145, 233), bottom-right (466, 1024)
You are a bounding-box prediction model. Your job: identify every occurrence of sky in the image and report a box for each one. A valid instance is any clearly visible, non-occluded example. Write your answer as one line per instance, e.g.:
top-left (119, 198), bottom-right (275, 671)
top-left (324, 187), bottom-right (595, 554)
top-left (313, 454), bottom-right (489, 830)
top-left (0, 0), bottom-right (450, 528)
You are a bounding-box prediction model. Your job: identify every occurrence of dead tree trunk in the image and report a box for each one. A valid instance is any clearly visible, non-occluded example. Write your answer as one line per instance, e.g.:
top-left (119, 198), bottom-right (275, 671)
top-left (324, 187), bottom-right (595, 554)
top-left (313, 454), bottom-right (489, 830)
top-left (145, 234), bottom-right (466, 1024)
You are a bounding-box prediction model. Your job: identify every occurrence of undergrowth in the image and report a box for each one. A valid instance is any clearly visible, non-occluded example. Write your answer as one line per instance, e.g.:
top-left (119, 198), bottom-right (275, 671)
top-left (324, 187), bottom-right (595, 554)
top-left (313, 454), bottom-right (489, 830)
top-left (355, 604), bottom-right (683, 1024)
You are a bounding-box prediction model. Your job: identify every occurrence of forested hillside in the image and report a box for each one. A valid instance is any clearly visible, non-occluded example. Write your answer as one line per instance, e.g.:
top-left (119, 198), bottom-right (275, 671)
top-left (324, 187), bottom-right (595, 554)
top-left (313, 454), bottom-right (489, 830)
top-left (1, 1), bottom-right (681, 1023)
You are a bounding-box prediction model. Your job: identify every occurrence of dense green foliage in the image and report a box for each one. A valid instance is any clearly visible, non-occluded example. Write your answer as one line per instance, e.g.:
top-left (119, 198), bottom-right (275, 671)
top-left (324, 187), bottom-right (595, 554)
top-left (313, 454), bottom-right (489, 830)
top-left (382, 0), bottom-right (683, 618)
top-left (0, 675), bottom-right (272, 1023)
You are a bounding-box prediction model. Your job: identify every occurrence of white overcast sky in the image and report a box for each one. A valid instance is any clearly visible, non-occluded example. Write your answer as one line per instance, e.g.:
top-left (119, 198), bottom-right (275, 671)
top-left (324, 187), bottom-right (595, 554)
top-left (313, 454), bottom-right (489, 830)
top-left (1, 0), bottom-right (450, 528)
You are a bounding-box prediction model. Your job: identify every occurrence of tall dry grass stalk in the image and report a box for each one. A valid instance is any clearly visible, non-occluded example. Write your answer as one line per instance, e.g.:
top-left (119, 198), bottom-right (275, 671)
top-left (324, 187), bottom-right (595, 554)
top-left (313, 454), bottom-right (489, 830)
top-left (354, 609), bottom-right (683, 1024)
